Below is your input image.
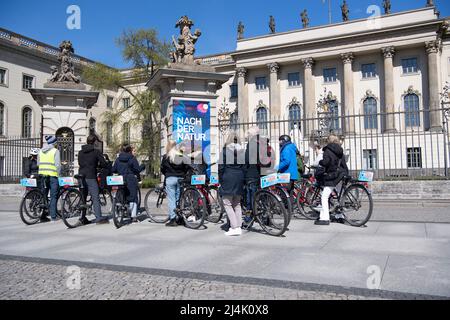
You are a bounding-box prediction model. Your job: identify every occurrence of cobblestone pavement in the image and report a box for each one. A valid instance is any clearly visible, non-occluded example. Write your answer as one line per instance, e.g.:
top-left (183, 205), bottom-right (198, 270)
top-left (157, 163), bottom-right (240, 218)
top-left (0, 256), bottom-right (443, 300)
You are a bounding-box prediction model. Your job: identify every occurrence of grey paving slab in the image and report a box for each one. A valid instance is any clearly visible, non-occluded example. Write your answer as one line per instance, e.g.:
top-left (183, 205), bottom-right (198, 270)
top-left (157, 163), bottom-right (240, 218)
top-left (381, 255), bottom-right (450, 297)
top-left (425, 223), bottom-right (450, 239)
top-left (375, 222), bottom-right (427, 238)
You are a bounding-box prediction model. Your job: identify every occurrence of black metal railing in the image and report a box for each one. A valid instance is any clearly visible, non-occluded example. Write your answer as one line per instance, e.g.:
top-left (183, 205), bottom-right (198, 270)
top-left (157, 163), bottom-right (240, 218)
top-left (217, 108), bottom-right (450, 180)
top-left (0, 136), bottom-right (40, 183)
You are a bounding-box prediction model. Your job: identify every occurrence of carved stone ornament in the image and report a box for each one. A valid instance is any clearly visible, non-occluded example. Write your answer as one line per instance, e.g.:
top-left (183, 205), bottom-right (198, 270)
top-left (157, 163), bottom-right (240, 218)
top-left (237, 22), bottom-right (244, 40)
top-left (341, 52), bottom-right (354, 64)
top-left (362, 89), bottom-right (378, 102)
top-left (257, 100), bottom-right (267, 110)
top-left (301, 10), bottom-right (309, 28)
top-left (267, 62), bottom-right (280, 74)
top-left (383, 0), bottom-right (391, 14)
top-left (341, 0), bottom-right (349, 22)
top-left (382, 46), bottom-right (395, 59)
top-left (236, 67), bottom-right (247, 78)
top-left (302, 57), bottom-right (315, 69)
top-left (404, 85), bottom-right (421, 96)
top-left (170, 16), bottom-right (202, 65)
top-left (425, 40), bottom-right (441, 54)
top-left (288, 97), bottom-right (301, 108)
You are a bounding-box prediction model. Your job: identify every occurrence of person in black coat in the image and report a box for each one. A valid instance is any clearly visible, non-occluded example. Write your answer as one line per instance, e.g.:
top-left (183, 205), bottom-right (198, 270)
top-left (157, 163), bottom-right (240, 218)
top-left (219, 132), bottom-right (246, 236)
top-left (315, 135), bottom-right (349, 225)
top-left (112, 144), bottom-right (145, 223)
top-left (78, 135), bottom-right (109, 225)
top-left (24, 148), bottom-right (40, 178)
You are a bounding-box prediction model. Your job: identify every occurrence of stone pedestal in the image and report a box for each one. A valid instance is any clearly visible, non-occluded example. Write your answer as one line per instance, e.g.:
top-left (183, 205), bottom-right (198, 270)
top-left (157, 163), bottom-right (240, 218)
top-left (29, 88), bottom-right (99, 175)
top-left (147, 64), bottom-right (231, 174)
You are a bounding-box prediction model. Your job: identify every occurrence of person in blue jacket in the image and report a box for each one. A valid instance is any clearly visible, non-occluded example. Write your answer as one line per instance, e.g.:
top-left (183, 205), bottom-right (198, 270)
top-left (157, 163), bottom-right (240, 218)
top-left (277, 135), bottom-right (299, 192)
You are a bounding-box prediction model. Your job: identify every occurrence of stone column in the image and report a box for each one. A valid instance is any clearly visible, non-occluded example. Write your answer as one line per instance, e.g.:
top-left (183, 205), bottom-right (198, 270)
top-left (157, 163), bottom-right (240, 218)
top-left (426, 40), bottom-right (442, 131)
top-left (302, 57), bottom-right (315, 134)
top-left (341, 52), bottom-right (355, 133)
top-left (236, 67), bottom-right (249, 123)
top-left (382, 46), bottom-right (397, 132)
top-left (267, 62), bottom-right (281, 118)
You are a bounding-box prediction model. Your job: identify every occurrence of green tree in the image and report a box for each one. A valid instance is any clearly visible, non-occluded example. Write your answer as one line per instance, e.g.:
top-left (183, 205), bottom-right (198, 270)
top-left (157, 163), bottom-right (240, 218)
top-left (82, 28), bottom-right (170, 178)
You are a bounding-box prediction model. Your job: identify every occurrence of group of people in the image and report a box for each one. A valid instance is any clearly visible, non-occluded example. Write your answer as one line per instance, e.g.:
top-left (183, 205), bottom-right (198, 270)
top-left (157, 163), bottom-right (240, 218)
top-left (160, 126), bottom-right (349, 237)
top-left (24, 135), bottom-right (145, 226)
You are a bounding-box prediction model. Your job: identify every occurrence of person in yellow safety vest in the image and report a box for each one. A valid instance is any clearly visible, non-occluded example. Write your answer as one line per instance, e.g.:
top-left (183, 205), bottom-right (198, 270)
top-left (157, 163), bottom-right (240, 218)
top-left (37, 135), bottom-right (61, 222)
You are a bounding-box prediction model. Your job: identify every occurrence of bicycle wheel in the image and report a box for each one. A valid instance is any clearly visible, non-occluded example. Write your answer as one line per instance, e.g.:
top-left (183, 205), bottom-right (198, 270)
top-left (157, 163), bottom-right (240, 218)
top-left (144, 188), bottom-right (169, 223)
top-left (61, 188), bottom-right (84, 229)
top-left (272, 186), bottom-right (292, 226)
top-left (112, 189), bottom-right (129, 229)
top-left (254, 190), bottom-right (288, 237)
top-left (99, 188), bottom-right (113, 216)
top-left (205, 187), bottom-right (224, 223)
top-left (179, 187), bottom-right (207, 229)
top-left (297, 182), bottom-right (321, 220)
top-left (340, 184), bottom-right (373, 227)
top-left (19, 189), bottom-right (45, 225)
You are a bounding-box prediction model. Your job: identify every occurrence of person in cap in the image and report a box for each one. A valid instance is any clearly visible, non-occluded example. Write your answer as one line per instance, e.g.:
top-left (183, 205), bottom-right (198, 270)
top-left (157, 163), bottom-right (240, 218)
top-left (24, 148), bottom-right (40, 178)
top-left (277, 135), bottom-right (299, 192)
top-left (37, 135), bottom-right (61, 222)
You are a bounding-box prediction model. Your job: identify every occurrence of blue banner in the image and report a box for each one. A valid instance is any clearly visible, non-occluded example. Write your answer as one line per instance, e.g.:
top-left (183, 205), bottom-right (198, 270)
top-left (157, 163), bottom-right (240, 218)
top-left (173, 100), bottom-right (211, 176)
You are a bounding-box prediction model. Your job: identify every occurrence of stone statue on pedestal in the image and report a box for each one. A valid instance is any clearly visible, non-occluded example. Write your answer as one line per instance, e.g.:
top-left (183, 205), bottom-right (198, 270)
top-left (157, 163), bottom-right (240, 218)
top-left (237, 21), bottom-right (244, 40)
top-left (170, 16), bottom-right (202, 65)
top-left (269, 16), bottom-right (276, 33)
top-left (426, 0), bottom-right (434, 7)
top-left (341, 0), bottom-right (349, 21)
top-left (383, 0), bottom-right (391, 14)
top-left (301, 10), bottom-right (309, 28)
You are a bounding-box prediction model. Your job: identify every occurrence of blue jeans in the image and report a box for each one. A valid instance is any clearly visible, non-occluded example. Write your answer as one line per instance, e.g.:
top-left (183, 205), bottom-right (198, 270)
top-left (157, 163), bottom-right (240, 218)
top-left (82, 179), bottom-right (104, 222)
top-left (42, 176), bottom-right (59, 220)
top-left (166, 176), bottom-right (181, 220)
top-left (246, 180), bottom-right (258, 212)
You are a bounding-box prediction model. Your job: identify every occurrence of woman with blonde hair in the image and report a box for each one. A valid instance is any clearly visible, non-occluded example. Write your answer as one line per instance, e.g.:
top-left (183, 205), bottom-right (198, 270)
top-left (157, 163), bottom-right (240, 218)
top-left (219, 131), bottom-right (246, 236)
top-left (161, 140), bottom-right (189, 227)
top-left (316, 134), bottom-right (349, 225)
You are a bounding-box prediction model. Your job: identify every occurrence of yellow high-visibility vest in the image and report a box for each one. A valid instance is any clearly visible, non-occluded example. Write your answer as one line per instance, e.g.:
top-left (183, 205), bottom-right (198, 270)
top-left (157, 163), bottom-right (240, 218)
top-left (38, 148), bottom-right (58, 177)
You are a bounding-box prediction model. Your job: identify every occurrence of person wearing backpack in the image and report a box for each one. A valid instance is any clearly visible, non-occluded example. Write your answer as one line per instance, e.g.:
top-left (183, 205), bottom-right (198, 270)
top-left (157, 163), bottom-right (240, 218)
top-left (316, 135), bottom-right (349, 225)
top-left (277, 135), bottom-right (299, 192)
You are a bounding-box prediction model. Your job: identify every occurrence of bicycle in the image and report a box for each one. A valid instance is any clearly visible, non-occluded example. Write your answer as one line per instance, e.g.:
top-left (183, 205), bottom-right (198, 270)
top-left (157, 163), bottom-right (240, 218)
top-left (144, 175), bottom-right (209, 229)
top-left (60, 174), bottom-right (113, 229)
top-left (19, 175), bottom-right (66, 225)
top-left (297, 172), bottom-right (373, 227)
top-left (240, 180), bottom-right (289, 237)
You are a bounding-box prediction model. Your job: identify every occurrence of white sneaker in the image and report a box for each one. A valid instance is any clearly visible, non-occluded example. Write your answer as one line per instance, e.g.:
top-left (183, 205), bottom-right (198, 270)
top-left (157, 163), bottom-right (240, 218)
top-left (225, 228), bottom-right (241, 236)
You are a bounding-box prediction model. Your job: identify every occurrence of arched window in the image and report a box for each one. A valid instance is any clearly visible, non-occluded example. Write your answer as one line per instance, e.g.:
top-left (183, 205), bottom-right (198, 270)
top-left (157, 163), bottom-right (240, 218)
top-left (0, 102), bottom-right (4, 136)
top-left (363, 97), bottom-right (378, 129)
top-left (106, 121), bottom-right (113, 146)
top-left (22, 107), bottom-right (32, 138)
top-left (230, 111), bottom-right (238, 130)
top-left (256, 107), bottom-right (268, 131)
top-left (288, 104), bottom-right (301, 130)
top-left (404, 94), bottom-right (420, 127)
top-left (123, 122), bottom-right (130, 144)
top-left (329, 101), bottom-right (339, 130)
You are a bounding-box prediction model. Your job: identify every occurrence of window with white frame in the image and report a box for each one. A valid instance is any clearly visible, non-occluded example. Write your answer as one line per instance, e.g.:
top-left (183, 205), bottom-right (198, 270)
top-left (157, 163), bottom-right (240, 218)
top-left (329, 100), bottom-right (340, 130)
top-left (230, 84), bottom-right (238, 99)
top-left (404, 94), bottom-right (420, 127)
top-left (407, 147), bottom-right (422, 168)
top-left (123, 122), bottom-right (130, 143)
top-left (22, 74), bottom-right (34, 90)
top-left (402, 58), bottom-right (418, 74)
top-left (363, 149), bottom-right (377, 170)
top-left (106, 121), bottom-right (113, 146)
top-left (323, 68), bottom-right (337, 83)
top-left (22, 107), bottom-right (32, 138)
top-left (255, 77), bottom-right (267, 90)
top-left (288, 104), bottom-right (301, 130)
top-left (256, 107), bottom-right (268, 130)
top-left (230, 111), bottom-right (238, 130)
top-left (123, 97), bottom-right (131, 109)
top-left (288, 72), bottom-right (300, 87)
top-left (0, 68), bottom-right (6, 85)
top-left (361, 63), bottom-right (377, 79)
top-left (363, 97), bottom-right (378, 129)
top-left (107, 96), bottom-right (114, 108)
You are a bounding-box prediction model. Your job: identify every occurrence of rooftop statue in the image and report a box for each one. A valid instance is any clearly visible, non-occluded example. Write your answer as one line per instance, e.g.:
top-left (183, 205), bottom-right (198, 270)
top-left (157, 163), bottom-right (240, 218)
top-left (341, 0), bottom-right (349, 22)
top-left (49, 40), bottom-right (80, 84)
top-left (170, 16), bottom-right (202, 65)
top-left (301, 9), bottom-right (309, 28)
top-left (269, 15), bottom-right (276, 34)
top-left (237, 21), bottom-right (244, 40)
top-left (383, 0), bottom-right (391, 14)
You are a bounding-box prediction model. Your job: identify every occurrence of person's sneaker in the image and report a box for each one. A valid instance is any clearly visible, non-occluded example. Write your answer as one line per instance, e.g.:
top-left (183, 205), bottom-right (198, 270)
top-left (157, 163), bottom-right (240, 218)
top-left (165, 219), bottom-right (178, 227)
top-left (314, 220), bottom-right (330, 226)
top-left (79, 217), bottom-right (91, 225)
top-left (131, 217), bottom-right (139, 223)
top-left (39, 216), bottom-right (51, 223)
top-left (96, 219), bottom-right (109, 225)
top-left (225, 228), bottom-right (242, 236)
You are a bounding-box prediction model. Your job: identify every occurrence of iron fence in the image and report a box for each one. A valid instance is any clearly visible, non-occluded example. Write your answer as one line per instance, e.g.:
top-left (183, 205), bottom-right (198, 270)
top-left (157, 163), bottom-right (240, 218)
top-left (0, 136), bottom-right (41, 183)
top-left (217, 108), bottom-right (450, 180)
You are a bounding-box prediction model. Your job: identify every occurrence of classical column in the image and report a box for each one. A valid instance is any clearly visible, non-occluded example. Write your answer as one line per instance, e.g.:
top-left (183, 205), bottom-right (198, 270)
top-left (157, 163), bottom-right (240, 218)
top-left (341, 52), bottom-right (355, 133)
top-left (302, 57), bottom-right (315, 134)
top-left (382, 46), bottom-right (397, 132)
top-left (426, 40), bottom-right (442, 131)
top-left (236, 67), bottom-right (249, 123)
top-left (267, 62), bottom-right (281, 118)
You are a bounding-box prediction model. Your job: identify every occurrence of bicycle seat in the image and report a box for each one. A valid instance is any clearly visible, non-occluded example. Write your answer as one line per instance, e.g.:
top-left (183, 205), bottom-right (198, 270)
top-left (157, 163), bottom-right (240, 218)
top-left (301, 173), bottom-right (313, 179)
top-left (74, 174), bottom-right (85, 180)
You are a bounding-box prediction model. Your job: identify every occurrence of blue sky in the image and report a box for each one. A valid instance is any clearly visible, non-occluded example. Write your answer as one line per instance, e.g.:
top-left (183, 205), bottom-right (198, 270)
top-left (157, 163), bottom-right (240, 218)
top-left (2, 0), bottom-right (450, 68)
